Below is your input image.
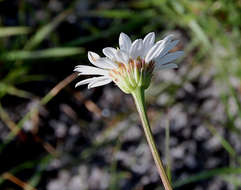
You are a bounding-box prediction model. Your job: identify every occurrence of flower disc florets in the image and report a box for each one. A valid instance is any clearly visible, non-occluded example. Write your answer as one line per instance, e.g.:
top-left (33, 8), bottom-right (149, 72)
top-left (74, 32), bottom-right (184, 93)
top-left (109, 58), bottom-right (154, 93)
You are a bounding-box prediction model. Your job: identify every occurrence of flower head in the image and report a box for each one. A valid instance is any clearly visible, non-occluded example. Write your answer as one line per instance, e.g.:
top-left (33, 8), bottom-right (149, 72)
top-left (74, 32), bottom-right (183, 93)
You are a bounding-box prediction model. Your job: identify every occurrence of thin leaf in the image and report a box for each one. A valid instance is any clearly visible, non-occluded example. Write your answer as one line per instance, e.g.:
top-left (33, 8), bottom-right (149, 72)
top-left (207, 125), bottom-right (237, 158)
top-left (90, 10), bottom-right (135, 19)
top-left (173, 167), bottom-right (241, 188)
top-left (24, 9), bottom-right (72, 50)
top-left (222, 175), bottom-right (241, 187)
top-left (0, 27), bottom-right (31, 37)
top-left (0, 47), bottom-right (83, 61)
top-left (188, 20), bottom-right (211, 49)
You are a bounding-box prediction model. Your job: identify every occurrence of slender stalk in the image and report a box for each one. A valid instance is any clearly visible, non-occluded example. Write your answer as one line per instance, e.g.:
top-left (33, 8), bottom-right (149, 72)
top-left (165, 118), bottom-right (172, 182)
top-left (131, 87), bottom-right (173, 190)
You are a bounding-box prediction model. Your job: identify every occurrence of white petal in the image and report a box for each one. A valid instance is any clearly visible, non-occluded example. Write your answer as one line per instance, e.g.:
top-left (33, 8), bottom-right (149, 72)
top-left (158, 40), bottom-right (180, 58)
top-left (88, 77), bottom-right (112, 89)
top-left (155, 51), bottom-right (184, 66)
top-left (88, 51), bottom-right (117, 69)
top-left (103, 47), bottom-right (117, 60)
top-left (153, 34), bottom-right (174, 47)
top-left (143, 32), bottom-right (155, 55)
top-left (74, 65), bottom-right (109, 75)
top-left (88, 51), bottom-right (100, 64)
top-left (162, 34), bottom-right (175, 42)
top-left (130, 39), bottom-right (144, 59)
top-left (155, 63), bottom-right (178, 71)
top-left (145, 40), bottom-right (165, 63)
top-left (95, 58), bottom-right (117, 69)
top-left (75, 77), bottom-right (99, 87)
top-left (119, 32), bottom-right (132, 52)
top-left (115, 50), bottom-right (129, 64)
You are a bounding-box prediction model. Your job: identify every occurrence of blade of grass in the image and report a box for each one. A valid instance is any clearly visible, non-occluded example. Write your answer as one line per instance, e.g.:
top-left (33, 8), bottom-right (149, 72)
top-left (24, 9), bottom-right (72, 50)
top-left (0, 102), bottom-right (58, 156)
top-left (0, 155), bottom-right (52, 187)
top-left (2, 67), bottom-right (29, 83)
top-left (0, 102), bottom-right (19, 135)
top-left (165, 117), bottom-right (171, 183)
top-left (0, 47), bottom-right (84, 61)
top-left (207, 125), bottom-right (236, 158)
top-left (5, 85), bottom-right (33, 98)
top-left (0, 83), bottom-right (33, 99)
top-left (188, 20), bottom-right (211, 49)
top-left (0, 73), bottom-right (77, 152)
top-left (90, 9), bottom-right (136, 19)
top-left (2, 173), bottom-right (37, 190)
top-left (221, 175), bottom-right (241, 187)
top-left (173, 167), bottom-right (241, 188)
top-left (109, 140), bottom-right (122, 190)
top-left (0, 27), bottom-right (31, 37)
top-left (26, 154), bottom-right (53, 190)
top-left (66, 14), bottom-right (153, 46)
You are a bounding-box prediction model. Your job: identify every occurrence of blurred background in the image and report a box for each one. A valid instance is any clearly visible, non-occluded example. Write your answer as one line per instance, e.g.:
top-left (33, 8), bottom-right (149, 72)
top-left (0, 0), bottom-right (241, 189)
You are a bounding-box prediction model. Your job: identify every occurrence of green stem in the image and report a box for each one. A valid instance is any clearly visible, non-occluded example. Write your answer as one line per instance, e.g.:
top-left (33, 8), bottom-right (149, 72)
top-left (165, 118), bottom-right (172, 182)
top-left (131, 87), bottom-right (173, 190)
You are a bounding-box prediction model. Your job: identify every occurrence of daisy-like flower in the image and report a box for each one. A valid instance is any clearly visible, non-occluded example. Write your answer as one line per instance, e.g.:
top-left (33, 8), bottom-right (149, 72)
top-left (74, 32), bottom-right (183, 94)
top-left (74, 32), bottom-right (184, 190)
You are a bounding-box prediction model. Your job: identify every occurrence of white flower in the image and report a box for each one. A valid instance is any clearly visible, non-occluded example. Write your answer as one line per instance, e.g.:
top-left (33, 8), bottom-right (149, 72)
top-left (74, 32), bottom-right (184, 93)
